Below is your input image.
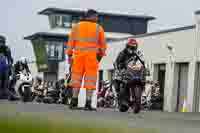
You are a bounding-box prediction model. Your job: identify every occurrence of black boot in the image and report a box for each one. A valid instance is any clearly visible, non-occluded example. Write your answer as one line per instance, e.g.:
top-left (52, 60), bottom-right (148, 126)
top-left (84, 99), bottom-right (94, 111)
top-left (69, 97), bottom-right (78, 109)
top-left (8, 92), bottom-right (20, 101)
top-left (0, 90), bottom-right (9, 99)
top-left (7, 86), bottom-right (20, 101)
top-left (133, 104), bottom-right (141, 114)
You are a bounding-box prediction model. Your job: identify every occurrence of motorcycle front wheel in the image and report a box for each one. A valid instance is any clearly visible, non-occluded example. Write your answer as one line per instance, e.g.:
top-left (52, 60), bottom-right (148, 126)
top-left (132, 85), bottom-right (142, 114)
top-left (22, 86), bottom-right (32, 102)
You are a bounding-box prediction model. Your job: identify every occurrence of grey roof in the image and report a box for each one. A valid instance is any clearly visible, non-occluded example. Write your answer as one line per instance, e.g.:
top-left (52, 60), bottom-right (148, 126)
top-left (195, 10), bottom-right (200, 14)
top-left (117, 25), bottom-right (195, 40)
top-left (24, 32), bottom-right (119, 43)
top-left (38, 7), bottom-right (155, 20)
top-left (24, 32), bottom-right (68, 41)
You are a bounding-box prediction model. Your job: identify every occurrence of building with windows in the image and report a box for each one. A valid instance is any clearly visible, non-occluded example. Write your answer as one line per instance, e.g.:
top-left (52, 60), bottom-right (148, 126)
top-left (100, 10), bottom-right (200, 112)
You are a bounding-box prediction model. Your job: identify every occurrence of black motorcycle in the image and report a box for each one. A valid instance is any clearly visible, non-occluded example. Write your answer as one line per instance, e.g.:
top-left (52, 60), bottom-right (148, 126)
top-left (97, 80), bottom-right (118, 108)
top-left (32, 81), bottom-right (46, 103)
top-left (116, 58), bottom-right (147, 113)
top-left (43, 81), bottom-right (60, 104)
top-left (58, 75), bottom-right (73, 105)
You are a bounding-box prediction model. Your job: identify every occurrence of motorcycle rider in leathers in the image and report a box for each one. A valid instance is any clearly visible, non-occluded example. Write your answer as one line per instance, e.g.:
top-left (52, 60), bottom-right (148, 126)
top-left (113, 38), bottom-right (145, 111)
top-left (9, 57), bottom-right (31, 97)
top-left (0, 36), bottom-right (18, 100)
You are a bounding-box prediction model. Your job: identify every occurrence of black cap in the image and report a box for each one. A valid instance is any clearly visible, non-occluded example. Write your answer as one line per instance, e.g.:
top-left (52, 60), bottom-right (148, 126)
top-left (85, 9), bottom-right (98, 18)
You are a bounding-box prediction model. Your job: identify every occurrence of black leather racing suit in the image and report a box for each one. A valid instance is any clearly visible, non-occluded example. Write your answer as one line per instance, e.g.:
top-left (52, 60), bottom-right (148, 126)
top-left (113, 48), bottom-right (145, 94)
top-left (0, 44), bottom-right (14, 99)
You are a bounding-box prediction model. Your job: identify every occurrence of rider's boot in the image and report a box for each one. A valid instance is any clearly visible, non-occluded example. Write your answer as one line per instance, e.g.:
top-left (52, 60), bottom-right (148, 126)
top-left (69, 97), bottom-right (78, 109)
top-left (8, 92), bottom-right (20, 101)
top-left (84, 99), bottom-right (93, 111)
top-left (134, 103), bottom-right (141, 114)
top-left (0, 75), bottom-right (10, 99)
top-left (8, 80), bottom-right (20, 101)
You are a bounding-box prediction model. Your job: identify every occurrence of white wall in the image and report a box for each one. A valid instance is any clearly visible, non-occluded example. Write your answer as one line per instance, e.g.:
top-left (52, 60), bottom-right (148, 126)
top-left (138, 29), bottom-right (196, 63)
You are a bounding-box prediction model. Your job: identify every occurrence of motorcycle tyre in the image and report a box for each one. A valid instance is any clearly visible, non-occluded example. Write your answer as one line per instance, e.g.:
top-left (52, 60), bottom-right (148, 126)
top-left (22, 87), bottom-right (32, 102)
top-left (119, 104), bottom-right (129, 112)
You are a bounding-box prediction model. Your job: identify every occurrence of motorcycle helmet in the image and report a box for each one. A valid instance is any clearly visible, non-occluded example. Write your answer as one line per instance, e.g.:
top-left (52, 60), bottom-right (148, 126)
top-left (19, 57), bottom-right (28, 65)
top-left (103, 80), bottom-right (111, 89)
top-left (0, 35), bottom-right (6, 46)
top-left (126, 38), bottom-right (138, 54)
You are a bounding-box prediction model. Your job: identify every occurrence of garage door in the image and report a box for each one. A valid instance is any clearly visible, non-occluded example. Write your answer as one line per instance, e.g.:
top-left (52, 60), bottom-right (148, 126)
top-left (177, 63), bottom-right (189, 112)
top-left (196, 64), bottom-right (200, 112)
top-left (158, 64), bottom-right (166, 95)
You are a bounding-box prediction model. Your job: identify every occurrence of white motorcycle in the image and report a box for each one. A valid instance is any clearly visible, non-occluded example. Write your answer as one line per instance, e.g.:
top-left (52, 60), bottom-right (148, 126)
top-left (15, 70), bottom-right (33, 102)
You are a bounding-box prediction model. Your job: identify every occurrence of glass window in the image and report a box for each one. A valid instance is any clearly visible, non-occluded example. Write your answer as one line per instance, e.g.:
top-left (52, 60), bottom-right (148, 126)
top-left (45, 45), bottom-right (49, 56)
top-left (45, 41), bottom-right (64, 61)
top-left (62, 15), bottom-right (72, 28)
top-left (55, 15), bottom-right (62, 27)
top-left (58, 44), bottom-right (63, 59)
top-left (98, 16), bottom-right (104, 24)
top-left (50, 45), bottom-right (55, 57)
top-left (50, 15), bottom-right (82, 28)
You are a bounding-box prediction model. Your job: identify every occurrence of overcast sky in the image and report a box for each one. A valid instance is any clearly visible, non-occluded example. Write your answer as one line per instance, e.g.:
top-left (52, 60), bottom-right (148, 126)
top-left (0, 0), bottom-right (200, 61)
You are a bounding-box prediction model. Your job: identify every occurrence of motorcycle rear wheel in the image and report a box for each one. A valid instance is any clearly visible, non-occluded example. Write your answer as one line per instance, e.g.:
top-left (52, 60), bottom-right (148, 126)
top-left (19, 86), bottom-right (32, 102)
top-left (119, 104), bottom-right (129, 112)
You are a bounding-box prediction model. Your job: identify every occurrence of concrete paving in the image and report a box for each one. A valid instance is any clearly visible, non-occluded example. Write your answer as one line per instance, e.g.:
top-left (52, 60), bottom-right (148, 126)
top-left (0, 100), bottom-right (200, 133)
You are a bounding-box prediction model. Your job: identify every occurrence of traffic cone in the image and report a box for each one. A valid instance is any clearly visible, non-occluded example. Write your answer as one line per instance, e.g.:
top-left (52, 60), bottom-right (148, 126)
top-left (181, 97), bottom-right (187, 112)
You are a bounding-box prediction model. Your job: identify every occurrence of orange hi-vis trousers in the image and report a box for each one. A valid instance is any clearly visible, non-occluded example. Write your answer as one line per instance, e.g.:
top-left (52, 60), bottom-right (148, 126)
top-left (69, 55), bottom-right (98, 90)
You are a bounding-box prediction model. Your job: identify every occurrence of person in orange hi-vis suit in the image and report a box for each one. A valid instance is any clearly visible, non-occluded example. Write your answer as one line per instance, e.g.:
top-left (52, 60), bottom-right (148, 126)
top-left (66, 9), bottom-right (107, 110)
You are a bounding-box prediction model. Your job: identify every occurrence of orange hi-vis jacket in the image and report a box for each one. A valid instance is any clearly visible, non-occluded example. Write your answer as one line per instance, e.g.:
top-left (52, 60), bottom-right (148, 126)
top-left (66, 21), bottom-right (107, 89)
top-left (66, 21), bottom-right (107, 57)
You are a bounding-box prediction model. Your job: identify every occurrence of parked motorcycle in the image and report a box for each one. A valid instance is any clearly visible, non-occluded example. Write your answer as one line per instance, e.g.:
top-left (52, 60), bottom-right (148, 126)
top-left (14, 70), bottom-right (33, 102)
top-left (32, 81), bottom-right (45, 103)
top-left (141, 85), bottom-right (163, 110)
top-left (97, 80), bottom-right (118, 108)
top-left (141, 95), bottom-right (150, 110)
top-left (43, 81), bottom-right (60, 104)
top-left (59, 74), bottom-right (73, 105)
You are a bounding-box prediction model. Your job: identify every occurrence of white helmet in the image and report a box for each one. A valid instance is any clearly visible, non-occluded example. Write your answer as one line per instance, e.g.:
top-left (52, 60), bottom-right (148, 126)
top-left (19, 57), bottom-right (27, 65)
top-left (103, 80), bottom-right (110, 88)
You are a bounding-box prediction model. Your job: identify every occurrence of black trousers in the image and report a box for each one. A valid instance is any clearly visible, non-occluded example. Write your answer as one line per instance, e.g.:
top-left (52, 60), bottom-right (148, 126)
top-left (0, 71), bottom-right (9, 98)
